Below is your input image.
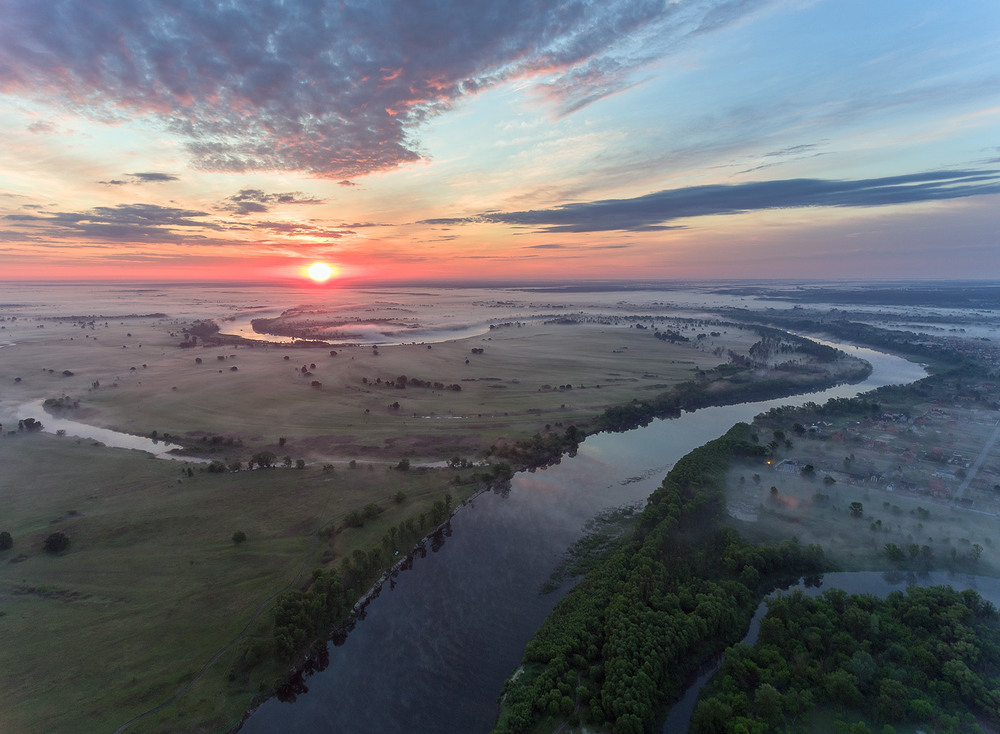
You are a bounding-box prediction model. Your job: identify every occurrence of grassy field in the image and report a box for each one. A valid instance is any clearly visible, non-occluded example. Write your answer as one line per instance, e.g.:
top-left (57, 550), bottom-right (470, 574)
top-left (0, 315), bottom-right (756, 733)
top-left (1, 316), bottom-right (742, 463)
top-left (0, 431), bottom-right (476, 733)
top-left (0, 310), bottom-right (865, 733)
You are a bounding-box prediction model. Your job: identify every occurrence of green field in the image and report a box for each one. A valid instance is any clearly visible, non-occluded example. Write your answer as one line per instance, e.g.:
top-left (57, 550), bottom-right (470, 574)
top-left (0, 432), bottom-right (479, 732)
top-left (0, 312), bottom-right (864, 733)
top-left (3, 318), bottom-right (737, 463)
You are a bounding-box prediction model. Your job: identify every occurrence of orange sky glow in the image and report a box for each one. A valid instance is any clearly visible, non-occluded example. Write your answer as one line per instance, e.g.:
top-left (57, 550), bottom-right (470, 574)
top-left (1, 0), bottom-right (998, 283)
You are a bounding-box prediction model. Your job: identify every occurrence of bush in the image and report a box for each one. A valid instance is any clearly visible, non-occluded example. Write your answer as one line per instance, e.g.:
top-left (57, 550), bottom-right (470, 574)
top-left (0, 531), bottom-right (12, 551)
top-left (232, 530), bottom-right (247, 544)
top-left (44, 532), bottom-right (70, 554)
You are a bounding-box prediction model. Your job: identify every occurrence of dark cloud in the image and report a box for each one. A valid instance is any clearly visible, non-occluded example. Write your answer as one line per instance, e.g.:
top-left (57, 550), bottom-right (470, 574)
top-left (100, 172), bottom-right (179, 185)
top-left (5, 203), bottom-right (220, 243)
top-left (0, 0), bottom-right (767, 178)
top-left (132, 172), bottom-right (179, 182)
top-left (255, 221), bottom-right (354, 239)
top-left (222, 189), bottom-right (324, 215)
top-left (422, 169), bottom-right (1000, 233)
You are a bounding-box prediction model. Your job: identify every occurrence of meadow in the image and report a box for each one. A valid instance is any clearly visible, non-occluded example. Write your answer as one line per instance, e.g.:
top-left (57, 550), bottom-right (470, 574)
top-left (3, 314), bottom-right (737, 463)
top-left (0, 308), bottom-right (758, 732)
top-left (0, 429), bottom-right (477, 732)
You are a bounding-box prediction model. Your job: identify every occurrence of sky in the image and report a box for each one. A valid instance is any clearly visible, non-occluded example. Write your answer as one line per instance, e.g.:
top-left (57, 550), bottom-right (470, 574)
top-left (1, 0), bottom-right (998, 283)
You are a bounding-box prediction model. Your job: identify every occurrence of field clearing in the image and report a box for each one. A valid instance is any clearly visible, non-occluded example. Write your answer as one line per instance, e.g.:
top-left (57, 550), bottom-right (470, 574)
top-left (2, 317), bottom-right (738, 461)
top-left (0, 432), bottom-right (471, 733)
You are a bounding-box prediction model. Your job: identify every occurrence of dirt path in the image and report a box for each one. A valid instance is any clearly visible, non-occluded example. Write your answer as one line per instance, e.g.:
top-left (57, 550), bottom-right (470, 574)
top-left (952, 418), bottom-right (1000, 505)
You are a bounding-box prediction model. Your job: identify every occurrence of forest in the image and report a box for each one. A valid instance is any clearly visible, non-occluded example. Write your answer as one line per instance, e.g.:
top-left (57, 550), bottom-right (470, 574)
top-left (692, 585), bottom-right (1000, 733)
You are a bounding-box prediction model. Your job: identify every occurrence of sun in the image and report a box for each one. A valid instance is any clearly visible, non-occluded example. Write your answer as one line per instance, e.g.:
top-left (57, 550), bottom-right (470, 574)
top-left (305, 262), bottom-right (336, 282)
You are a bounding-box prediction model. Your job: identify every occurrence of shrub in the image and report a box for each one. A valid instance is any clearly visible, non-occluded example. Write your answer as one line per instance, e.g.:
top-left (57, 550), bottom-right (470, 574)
top-left (0, 531), bottom-right (12, 551)
top-left (232, 530), bottom-right (247, 544)
top-left (44, 532), bottom-right (70, 554)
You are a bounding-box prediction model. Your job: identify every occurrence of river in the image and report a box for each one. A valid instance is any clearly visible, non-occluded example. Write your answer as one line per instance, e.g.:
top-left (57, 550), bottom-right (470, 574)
top-left (231, 343), bottom-right (928, 733)
top-left (14, 398), bottom-right (202, 461)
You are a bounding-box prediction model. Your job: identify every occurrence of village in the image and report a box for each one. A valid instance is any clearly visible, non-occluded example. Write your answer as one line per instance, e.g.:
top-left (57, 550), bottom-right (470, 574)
top-left (726, 375), bottom-right (1000, 575)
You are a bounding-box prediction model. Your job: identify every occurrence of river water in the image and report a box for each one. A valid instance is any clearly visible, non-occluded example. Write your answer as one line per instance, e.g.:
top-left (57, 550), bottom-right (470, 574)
top-left (235, 344), bottom-right (927, 733)
top-left (14, 398), bottom-right (198, 460)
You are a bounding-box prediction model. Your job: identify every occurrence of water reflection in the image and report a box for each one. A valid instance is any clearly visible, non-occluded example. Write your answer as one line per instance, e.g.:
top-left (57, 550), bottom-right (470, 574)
top-left (15, 399), bottom-right (199, 461)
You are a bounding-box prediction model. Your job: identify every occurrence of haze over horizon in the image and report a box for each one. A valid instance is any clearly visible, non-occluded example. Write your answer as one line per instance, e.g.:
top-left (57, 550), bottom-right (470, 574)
top-left (2, 0), bottom-right (998, 283)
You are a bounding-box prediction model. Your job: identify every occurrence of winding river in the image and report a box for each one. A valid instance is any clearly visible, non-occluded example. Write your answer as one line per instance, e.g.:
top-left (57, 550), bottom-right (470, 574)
top-left (234, 344), bottom-right (929, 733)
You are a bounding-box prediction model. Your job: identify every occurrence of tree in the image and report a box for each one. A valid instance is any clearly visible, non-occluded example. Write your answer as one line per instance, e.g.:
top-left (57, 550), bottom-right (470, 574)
top-left (396, 458), bottom-right (411, 471)
top-left (295, 459), bottom-right (306, 470)
top-left (849, 501), bottom-right (864, 518)
top-left (44, 532), bottom-right (70, 554)
top-left (232, 530), bottom-right (247, 544)
top-left (251, 451), bottom-right (276, 468)
top-left (0, 531), bottom-right (12, 551)
top-left (883, 543), bottom-right (905, 564)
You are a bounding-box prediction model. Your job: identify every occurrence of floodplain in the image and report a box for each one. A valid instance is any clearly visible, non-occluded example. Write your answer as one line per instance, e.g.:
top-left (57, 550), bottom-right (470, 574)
top-left (0, 287), bottom-right (826, 733)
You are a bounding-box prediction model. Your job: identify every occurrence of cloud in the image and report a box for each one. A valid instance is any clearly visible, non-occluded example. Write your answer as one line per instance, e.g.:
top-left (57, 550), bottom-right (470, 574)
top-left (100, 172), bottom-right (180, 185)
top-left (132, 172), bottom-right (179, 183)
top-left (254, 221), bottom-right (354, 240)
top-left (421, 169), bottom-right (1000, 233)
top-left (0, 0), bottom-right (768, 178)
top-left (222, 189), bottom-right (324, 215)
top-left (26, 120), bottom-right (55, 134)
top-left (5, 203), bottom-right (221, 243)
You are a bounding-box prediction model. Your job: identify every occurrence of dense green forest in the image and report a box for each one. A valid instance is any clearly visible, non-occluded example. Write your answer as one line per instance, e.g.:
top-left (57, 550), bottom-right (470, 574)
top-left (692, 585), bottom-right (1000, 733)
top-left (492, 424), bottom-right (827, 734)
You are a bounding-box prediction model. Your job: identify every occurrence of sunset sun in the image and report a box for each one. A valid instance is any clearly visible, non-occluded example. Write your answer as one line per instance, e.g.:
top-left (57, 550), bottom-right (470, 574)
top-left (305, 262), bottom-right (336, 282)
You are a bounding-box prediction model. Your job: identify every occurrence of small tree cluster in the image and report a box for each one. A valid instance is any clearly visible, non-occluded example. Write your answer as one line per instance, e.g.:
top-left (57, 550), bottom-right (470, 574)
top-left (44, 532), bottom-right (70, 554)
